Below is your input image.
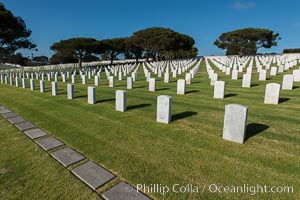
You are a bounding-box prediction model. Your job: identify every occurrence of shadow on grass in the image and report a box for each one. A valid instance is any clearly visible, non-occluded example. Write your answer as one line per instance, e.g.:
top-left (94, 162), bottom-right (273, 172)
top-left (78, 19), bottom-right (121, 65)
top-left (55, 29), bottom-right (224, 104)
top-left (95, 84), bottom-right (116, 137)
top-left (115, 84), bottom-right (126, 87)
top-left (225, 93), bottom-right (238, 98)
top-left (251, 84), bottom-right (259, 87)
top-left (75, 95), bottom-right (87, 99)
top-left (186, 90), bottom-right (200, 94)
top-left (134, 86), bottom-right (147, 89)
top-left (266, 78), bottom-right (272, 80)
top-left (192, 81), bottom-right (200, 84)
top-left (57, 92), bottom-right (67, 96)
top-left (172, 111), bottom-right (197, 122)
top-left (279, 98), bottom-right (290, 104)
top-left (127, 103), bottom-right (151, 110)
top-left (245, 123), bottom-right (269, 141)
top-left (157, 88), bottom-right (170, 91)
top-left (97, 98), bottom-right (115, 103)
top-left (293, 86), bottom-right (299, 90)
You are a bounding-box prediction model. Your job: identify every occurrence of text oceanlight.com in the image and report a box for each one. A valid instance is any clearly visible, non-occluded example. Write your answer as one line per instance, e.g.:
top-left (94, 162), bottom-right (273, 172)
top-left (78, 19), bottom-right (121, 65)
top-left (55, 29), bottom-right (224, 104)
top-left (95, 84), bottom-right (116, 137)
top-left (134, 184), bottom-right (294, 195)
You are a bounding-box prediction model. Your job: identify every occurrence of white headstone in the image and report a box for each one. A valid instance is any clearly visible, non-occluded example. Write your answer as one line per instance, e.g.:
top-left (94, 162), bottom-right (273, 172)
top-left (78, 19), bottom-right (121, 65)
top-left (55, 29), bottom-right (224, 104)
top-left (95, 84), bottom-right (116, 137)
top-left (30, 79), bottom-right (35, 90)
top-left (22, 78), bottom-right (26, 89)
top-left (40, 80), bottom-right (45, 93)
top-left (172, 70), bottom-right (177, 78)
top-left (67, 84), bottom-right (74, 99)
top-left (231, 70), bottom-right (238, 80)
top-left (177, 79), bottom-right (186, 95)
top-left (71, 74), bottom-right (75, 84)
top-left (82, 75), bottom-right (86, 85)
top-left (270, 67), bottom-right (277, 76)
top-left (127, 77), bottom-right (133, 89)
top-left (214, 81), bottom-right (225, 99)
top-left (242, 74), bottom-right (251, 88)
top-left (225, 68), bottom-right (231, 75)
top-left (94, 75), bottom-right (99, 86)
top-left (116, 90), bottom-right (126, 112)
top-left (146, 72), bottom-right (151, 82)
top-left (9, 76), bottom-right (13, 85)
top-left (156, 95), bottom-right (172, 124)
top-left (259, 70), bottom-right (267, 81)
top-left (52, 82), bottom-right (57, 96)
top-left (210, 73), bottom-right (218, 85)
top-left (118, 71), bottom-right (122, 80)
top-left (88, 86), bottom-right (96, 104)
top-left (185, 73), bottom-right (192, 84)
top-left (223, 104), bottom-right (248, 144)
top-left (293, 70), bottom-right (300, 82)
top-left (282, 74), bottom-right (293, 90)
top-left (246, 67), bottom-right (252, 75)
top-left (164, 73), bottom-right (169, 83)
top-left (109, 76), bottom-right (114, 87)
top-left (264, 83), bottom-right (280, 104)
top-left (158, 69), bottom-right (162, 78)
top-left (131, 72), bottom-right (136, 81)
top-left (15, 77), bottom-right (19, 87)
top-left (149, 78), bottom-right (156, 92)
top-left (62, 74), bottom-right (66, 82)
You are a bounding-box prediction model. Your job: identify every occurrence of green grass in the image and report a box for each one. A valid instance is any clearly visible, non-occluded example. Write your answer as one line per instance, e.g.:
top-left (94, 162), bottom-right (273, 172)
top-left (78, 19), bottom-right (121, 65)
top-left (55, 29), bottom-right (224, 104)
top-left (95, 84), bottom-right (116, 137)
top-left (0, 61), bottom-right (299, 199)
top-left (0, 64), bottom-right (18, 70)
top-left (0, 117), bottom-right (100, 200)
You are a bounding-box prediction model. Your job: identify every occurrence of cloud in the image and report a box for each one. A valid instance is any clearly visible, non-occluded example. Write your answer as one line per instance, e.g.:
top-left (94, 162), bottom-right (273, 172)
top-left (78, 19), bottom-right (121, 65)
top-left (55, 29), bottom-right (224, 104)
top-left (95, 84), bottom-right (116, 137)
top-left (232, 1), bottom-right (254, 10)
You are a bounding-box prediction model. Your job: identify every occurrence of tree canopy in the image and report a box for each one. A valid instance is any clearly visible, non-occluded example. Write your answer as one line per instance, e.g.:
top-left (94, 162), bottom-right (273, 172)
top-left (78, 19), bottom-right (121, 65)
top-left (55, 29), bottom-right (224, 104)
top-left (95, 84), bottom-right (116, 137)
top-left (124, 36), bottom-right (144, 63)
top-left (283, 48), bottom-right (300, 53)
top-left (100, 37), bottom-right (126, 65)
top-left (131, 27), bottom-right (197, 60)
top-left (50, 27), bottom-right (198, 65)
top-left (214, 28), bottom-right (280, 56)
top-left (50, 38), bottom-right (98, 68)
top-left (0, 3), bottom-right (36, 63)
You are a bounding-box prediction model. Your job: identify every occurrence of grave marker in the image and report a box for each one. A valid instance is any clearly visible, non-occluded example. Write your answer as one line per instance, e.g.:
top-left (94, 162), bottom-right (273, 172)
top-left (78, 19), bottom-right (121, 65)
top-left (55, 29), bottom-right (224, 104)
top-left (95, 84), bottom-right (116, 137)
top-left (223, 104), bottom-right (248, 144)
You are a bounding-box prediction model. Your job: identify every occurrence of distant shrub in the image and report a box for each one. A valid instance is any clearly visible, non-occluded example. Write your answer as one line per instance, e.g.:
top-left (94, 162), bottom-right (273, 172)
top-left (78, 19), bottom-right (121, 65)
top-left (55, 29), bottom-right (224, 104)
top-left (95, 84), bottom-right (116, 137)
top-left (283, 48), bottom-right (300, 53)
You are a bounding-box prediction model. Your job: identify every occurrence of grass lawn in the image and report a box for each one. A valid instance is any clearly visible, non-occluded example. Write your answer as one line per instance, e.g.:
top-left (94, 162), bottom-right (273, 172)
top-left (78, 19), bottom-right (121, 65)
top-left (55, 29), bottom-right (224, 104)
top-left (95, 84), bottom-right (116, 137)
top-left (0, 116), bottom-right (100, 199)
top-left (0, 61), bottom-right (299, 199)
top-left (0, 64), bottom-right (18, 70)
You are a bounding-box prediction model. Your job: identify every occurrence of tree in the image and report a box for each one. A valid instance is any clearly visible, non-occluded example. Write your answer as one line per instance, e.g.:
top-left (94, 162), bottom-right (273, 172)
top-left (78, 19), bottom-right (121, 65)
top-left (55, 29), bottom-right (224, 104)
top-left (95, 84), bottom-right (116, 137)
top-left (131, 27), bottom-right (172, 60)
top-left (7, 52), bottom-right (29, 66)
top-left (50, 38), bottom-right (97, 68)
top-left (167, 32), bottom-right (197, 59)
top-left (32, 56), bottom-right (48, 65)
top-left (49, 51), bottom-right (78, 65)
top-left (131, 27), bottom-right (197, 60)
top-left (0, 3), bottom-right (36, 63)
top-left (124, 37), bottom-right (144, 63)
top-left (214, 28), bottom-right (280, 56)
top-left (283, 48), bottom-right (300, 53)
top-left (100, 38), bottom-right (126, 65)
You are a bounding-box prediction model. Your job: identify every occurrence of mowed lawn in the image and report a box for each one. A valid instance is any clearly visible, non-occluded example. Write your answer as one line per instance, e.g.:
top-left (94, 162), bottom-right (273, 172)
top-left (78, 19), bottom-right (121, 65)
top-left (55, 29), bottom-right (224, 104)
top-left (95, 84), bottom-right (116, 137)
top-left (0, 61), bottom-right (299, 199)
top-left (0, 114), bottom-right (100, 199)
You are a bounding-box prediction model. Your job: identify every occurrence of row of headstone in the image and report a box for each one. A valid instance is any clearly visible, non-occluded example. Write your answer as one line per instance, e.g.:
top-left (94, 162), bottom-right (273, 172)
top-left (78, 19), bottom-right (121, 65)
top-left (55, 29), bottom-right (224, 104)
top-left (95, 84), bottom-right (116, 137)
top-left (206, 55), bottom-right (300, 85)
